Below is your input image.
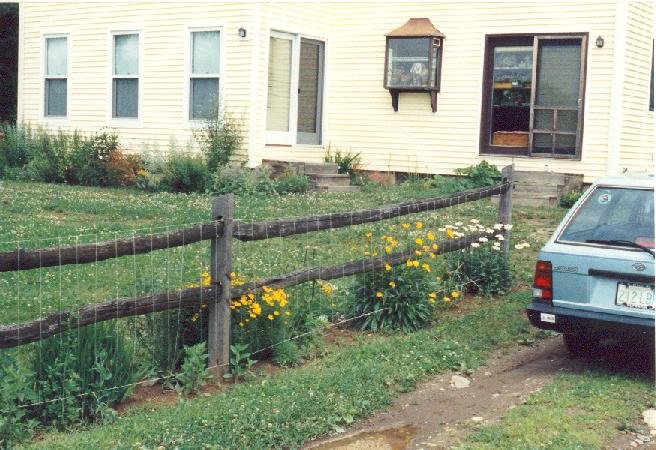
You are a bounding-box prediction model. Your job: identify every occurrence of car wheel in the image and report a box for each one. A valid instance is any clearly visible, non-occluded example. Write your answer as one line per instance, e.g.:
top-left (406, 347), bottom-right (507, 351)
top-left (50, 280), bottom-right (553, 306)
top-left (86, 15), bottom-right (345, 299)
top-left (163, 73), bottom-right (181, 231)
top-left (562, 333), bottom-right (596, 356)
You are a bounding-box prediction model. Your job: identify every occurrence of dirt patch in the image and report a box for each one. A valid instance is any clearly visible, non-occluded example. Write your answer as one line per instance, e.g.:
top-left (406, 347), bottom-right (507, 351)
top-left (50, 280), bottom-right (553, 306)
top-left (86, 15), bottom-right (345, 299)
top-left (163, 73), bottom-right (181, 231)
top-left (306, 337), bottom-right (572, 449)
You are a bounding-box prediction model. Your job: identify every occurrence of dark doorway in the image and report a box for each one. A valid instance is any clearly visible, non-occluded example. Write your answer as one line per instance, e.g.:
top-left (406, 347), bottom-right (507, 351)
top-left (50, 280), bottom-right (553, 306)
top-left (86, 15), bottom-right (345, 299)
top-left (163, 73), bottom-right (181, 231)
top-left (0, 3), bottom-right (18, 123)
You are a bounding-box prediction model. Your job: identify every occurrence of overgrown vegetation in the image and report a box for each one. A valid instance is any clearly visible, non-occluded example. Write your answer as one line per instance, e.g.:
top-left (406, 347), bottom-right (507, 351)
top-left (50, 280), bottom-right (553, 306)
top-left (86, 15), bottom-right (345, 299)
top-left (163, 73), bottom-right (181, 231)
top-left (559, 190), bottom-right (582, 208)
top-left (324, 144), bottom-right (362, 179)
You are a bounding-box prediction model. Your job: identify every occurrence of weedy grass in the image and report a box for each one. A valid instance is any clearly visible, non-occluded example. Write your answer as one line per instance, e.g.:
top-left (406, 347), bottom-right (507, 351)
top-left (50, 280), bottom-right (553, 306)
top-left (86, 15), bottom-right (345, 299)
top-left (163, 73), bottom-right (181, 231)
top-left (28, 292), bottom-right (540, 449)
top-left (459, 370), bottom-right (654, 449)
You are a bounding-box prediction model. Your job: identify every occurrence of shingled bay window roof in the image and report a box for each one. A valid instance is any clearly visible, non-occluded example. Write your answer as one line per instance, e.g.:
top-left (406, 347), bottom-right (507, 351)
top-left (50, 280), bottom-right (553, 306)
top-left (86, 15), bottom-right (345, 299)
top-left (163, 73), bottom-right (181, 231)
top-left (385, 18), bottom-right (445, 38)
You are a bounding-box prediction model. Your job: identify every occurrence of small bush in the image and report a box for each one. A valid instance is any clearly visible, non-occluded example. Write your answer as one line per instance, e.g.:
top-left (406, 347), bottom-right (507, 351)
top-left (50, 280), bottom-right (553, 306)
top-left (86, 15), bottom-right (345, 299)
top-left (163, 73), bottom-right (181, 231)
top-left (454, 160), bottom-right (501, 188)
top-left (0, 351), bottom-right (37, 448)
top-left (273, 171), bottom-right (310, 194)
top-left (272, 340), bottom-right (301, 367)
top-left (194, 113), bottom-right (244, 173)
top-left (25, 129), bottom-right (70, 183)
top-left (348, 263), bottom-right (437, 332)
top-left (212, 165), bottom-right (256, 195)
top-left (445, 247), bottom-right (512, 296)
top-left (67, 132), bottom-right (120, 186)
top-left (559, 190), bottom-right (582, 208)
top-left (0, 123), bottom-right (31, 176)
top-left (32, 323), bottom-right (140, 429)
top-left (162, 153), bottom-right (209, 193)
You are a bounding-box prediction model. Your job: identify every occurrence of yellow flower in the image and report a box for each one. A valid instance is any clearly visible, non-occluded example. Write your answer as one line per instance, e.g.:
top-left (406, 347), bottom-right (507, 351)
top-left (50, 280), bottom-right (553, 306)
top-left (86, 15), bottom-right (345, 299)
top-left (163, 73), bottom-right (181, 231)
top-left (422, 263), bottom-right (431, 273)
top-left (412, 260), bottom-right (420, 268)
top-left (376, 292), bottom-right (384, 298)
top-left (443, 296), bottom-right (451, 303)
top-left (427, 231), bottom-right (435, 241)
top-left (451, 291), bottom-right (460, 298)
top-left (402, 223), bottom-right (410, 229)
top-left (429, 252), bottom-right (436, 259)
top-left (415, 222), bottom-right (423, 229)
top-left (385, 246), bottom-right (392, 253)
top-left (201, 272), bottom-right (211, 287)
top-left (239, 322), bottom-right (244, 327)
top-left (428, 298), bottom-right (436, 304)
top-left (267, 314), bottom-right (274, 320)
top-left (415, 250), bottom-right (423, 256)
top-left (320, 282), bottom-right (333, 295)
top-left (389, 281), bottom-right (396, 288)
top-left (274, 310), bottom-right (280, 316)
top-left (385, 263), bottom-right (392, 271)
top-left (446, 229), bottom-right (455, 238)
top-left (285, 311), bottom-right (291, 316)
top-left (432, 243), bottom-right (439, 250)
top-left (365, 232), bottom-right (373, 238)
top-left (428, 292), bottom-right (437, 299)
top-left (415, 238), bottom-right (423, 246)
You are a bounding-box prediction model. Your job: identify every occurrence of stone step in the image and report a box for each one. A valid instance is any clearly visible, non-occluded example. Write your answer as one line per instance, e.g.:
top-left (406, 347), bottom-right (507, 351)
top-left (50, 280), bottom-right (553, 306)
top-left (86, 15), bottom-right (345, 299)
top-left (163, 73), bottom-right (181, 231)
top-left (313, 185), bottom-right (361, 193)
top-left (514, 182), bottom-right (563, 195)
top-left (513, 170), bottom-right (573, 185)
top-left (512, 195), bottom-right (559, 208)
top-left (306, 173), bottom-right (351, 187)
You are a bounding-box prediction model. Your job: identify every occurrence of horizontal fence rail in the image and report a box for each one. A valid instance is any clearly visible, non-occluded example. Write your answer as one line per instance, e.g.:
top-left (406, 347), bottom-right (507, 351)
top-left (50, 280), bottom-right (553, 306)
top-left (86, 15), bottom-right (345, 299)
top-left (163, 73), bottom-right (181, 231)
top-left (0, 230), bottom-right (494, 348)
top-left (0, 182), bottom-right (509, 273)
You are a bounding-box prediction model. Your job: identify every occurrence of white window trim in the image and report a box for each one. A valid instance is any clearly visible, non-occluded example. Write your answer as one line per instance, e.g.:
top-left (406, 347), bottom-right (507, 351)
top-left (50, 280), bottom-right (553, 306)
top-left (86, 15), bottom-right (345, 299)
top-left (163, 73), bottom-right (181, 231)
top-left (265, 29), bottom-right (327, 147)
top-left (185, 26), bottom-right (225, 127)
top-left (42, 33), bottom-right (70, 123)
top-left (108, 29), bottom-right (142, 127)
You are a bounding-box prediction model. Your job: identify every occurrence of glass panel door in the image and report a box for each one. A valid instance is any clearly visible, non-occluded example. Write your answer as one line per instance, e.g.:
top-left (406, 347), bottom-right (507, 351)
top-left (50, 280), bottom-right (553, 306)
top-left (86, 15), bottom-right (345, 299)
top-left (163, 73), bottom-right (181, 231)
top-left (529, 37), bottom-right (585, 157)
top-left (266, 34), bottom-right (294, 134)
top-left (296, 39), bottom-right (324, 145)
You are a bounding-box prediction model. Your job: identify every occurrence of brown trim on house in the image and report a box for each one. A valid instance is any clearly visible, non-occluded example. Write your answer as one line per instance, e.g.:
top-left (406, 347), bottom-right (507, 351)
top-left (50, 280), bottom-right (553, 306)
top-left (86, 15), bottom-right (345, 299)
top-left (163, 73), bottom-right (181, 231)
top-left (479, 32), bottom-right (588, 160)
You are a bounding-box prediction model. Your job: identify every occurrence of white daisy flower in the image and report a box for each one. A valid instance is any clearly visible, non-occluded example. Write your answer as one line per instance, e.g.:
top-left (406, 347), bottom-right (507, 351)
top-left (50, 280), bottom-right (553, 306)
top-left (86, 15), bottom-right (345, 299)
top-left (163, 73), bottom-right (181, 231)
top-left (471, 242), bottom-right (480, 248)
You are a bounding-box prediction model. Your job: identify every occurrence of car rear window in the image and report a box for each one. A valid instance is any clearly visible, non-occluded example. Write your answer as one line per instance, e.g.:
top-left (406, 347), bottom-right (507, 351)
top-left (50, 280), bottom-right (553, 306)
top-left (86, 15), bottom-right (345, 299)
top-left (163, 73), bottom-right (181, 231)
top-left (558, 186), bottom-right (654, 248)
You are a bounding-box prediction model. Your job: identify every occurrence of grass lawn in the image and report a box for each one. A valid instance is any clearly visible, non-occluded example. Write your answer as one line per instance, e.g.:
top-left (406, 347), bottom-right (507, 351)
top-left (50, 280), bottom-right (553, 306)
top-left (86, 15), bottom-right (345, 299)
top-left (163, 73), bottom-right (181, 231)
top-left (14, 179), bottom-right (648, 449)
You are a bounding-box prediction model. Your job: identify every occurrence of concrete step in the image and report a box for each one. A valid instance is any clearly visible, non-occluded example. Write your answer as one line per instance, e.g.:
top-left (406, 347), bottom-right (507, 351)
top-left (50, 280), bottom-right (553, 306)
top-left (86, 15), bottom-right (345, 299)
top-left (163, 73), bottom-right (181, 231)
top-left (515, 182), bottom-right (562, 195)
top-left (307, 173), bottom-right (351, 187)
top-left (512, 195), bottom-right (558, 208)
top-left (313, 185), bottom-right (361, 193)
top-left (513, 171), bottom-right (571, 185)
top-left (304, 162), bottom-right (339, 175)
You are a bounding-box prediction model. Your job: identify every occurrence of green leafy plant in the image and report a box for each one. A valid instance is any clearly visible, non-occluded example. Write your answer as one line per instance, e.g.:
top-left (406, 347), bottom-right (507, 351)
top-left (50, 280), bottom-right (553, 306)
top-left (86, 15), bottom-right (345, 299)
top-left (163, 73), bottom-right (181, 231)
top-left (32, 323), bottom-right (140, 429)
top-left (324, 144), bottom-right (362, 178)
top-left (445, 247), bottom-right (512, 296)
top-left (559, 190), bottom-right (582, 208)
top-left (161, 153), bottom-right (209, 193)
top-left (227, 343), bottom-right (256, 382)
top-left (0, 351), bottom-right (38, 448)
top-left (453, 160), bottom-right (501, 188)
top-left (212, 165), bottom-right (256, 195)
top-left (25, 129), bottom-right (71, 183)
top-left (176, 343), bottom-right (212, 396)
top-left (194, 112), bottom-right (244, 172)
top-left (67, 132), bottom-right (120, 186)
top-left (272, 340), bottom-right (301, 367)
top-left (273, 170), bottom-right (310, 194)
top-left (348, 263), bottom-right (437, 332)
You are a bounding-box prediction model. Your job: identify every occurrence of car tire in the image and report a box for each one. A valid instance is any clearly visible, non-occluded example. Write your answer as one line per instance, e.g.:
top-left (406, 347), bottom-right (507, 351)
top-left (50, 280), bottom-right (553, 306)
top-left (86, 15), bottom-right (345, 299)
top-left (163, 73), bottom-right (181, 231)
top-left (562, 333), bottom-right (596, 356)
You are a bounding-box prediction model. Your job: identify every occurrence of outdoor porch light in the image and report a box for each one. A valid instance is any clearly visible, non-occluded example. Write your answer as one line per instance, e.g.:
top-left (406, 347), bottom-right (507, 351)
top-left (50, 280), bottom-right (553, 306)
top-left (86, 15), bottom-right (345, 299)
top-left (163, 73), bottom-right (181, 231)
top-left (238, 27), bottom-right (247, 38)
top-left (595, 35), bottom-right (604, 48)
top-left (384, 18), bottom-right (445, 112)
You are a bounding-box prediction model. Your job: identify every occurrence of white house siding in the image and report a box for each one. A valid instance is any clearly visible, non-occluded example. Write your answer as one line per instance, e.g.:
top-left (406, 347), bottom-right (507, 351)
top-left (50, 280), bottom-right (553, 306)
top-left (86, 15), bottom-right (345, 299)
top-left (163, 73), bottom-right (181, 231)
top-left (264, 2), bottom-right (620, 182)
top-left (619, 1), bottom-right (654, 174)
top-left (20, 1), bottom-right (257, 158)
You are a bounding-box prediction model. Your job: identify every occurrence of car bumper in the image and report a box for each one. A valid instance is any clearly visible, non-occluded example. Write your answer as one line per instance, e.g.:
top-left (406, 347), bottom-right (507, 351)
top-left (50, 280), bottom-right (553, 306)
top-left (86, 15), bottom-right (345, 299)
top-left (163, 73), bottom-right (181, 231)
top-left (527, 300), bottom-right (655, 339)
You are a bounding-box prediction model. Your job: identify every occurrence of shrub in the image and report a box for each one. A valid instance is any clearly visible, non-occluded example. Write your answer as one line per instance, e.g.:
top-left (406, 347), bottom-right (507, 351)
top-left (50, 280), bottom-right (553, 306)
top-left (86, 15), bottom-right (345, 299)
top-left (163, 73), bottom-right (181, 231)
top-left (32, 323), bottom-right (140, 429)
top-left (348, 263), bottom-right (438, 332)
top-left (67, 132), bottom-right (120, 186)
top-left (194, 113), bottom-right (244, 173)
top-left (25, 129), bottom-right (70, 183)
top-left (445, 247), bottom-right (512, 296)
top-left (106, 151), bottom-right (141, 187)
top-left (271, 340), bottom-right (301, 367)
top-left (559, 190), bottom-right (582, 208)
top-left (0, 123), bottom-right (31, 176)
top-left (454, 160), bottom-right (501, 188)
top-left (273, 171), bottom-right (310, 194)
top-left (162, 153), bottom-right (209, 193)
top-left (212, 165), bottom-right (256, 195)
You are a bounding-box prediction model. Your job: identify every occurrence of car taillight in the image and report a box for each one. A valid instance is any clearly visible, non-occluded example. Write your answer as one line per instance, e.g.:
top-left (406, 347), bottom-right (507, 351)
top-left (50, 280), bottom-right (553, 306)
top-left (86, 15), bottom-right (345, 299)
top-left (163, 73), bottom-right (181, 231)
top-left (533, 260), bottom-right (553, 303)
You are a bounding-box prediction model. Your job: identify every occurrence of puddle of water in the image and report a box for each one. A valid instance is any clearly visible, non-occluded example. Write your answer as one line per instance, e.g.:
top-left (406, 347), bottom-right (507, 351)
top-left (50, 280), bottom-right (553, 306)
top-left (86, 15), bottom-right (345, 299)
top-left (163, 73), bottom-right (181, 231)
top-left (311, 425), bottom-right (417, 450)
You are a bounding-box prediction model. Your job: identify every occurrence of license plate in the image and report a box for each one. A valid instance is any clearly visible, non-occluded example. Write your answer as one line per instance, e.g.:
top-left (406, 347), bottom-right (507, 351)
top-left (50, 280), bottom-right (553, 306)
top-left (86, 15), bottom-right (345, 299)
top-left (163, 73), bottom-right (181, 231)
top-left (615, 283), bottom-right (655, 309)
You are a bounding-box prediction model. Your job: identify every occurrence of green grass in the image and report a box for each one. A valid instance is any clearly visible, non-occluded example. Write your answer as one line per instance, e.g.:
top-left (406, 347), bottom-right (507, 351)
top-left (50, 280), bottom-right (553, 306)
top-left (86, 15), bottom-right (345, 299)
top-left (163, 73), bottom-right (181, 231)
top-left (459, 370), bottom-right (654, 449)
top-left (27, 292), bottom-right (540, 449)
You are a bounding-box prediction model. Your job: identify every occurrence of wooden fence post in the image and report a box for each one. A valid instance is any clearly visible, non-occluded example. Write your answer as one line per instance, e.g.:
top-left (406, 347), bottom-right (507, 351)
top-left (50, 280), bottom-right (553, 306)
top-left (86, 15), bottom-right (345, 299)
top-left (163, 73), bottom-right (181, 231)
top-left (209, 194), bottom-right (234, 378)
top-left (497, 165), bottom-right (514, 255)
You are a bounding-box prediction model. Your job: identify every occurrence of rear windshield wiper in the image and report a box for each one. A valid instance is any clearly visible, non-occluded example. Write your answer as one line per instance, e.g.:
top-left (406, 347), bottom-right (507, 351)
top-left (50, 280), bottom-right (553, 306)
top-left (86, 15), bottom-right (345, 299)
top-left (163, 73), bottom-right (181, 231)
top-left (585, 239), bottom-right (655, 257)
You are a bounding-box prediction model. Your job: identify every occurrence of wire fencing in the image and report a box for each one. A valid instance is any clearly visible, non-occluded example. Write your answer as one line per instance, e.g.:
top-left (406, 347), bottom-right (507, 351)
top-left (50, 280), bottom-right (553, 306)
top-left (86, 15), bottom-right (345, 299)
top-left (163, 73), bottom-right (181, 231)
top-left (0, 165), bottom-right (513, 421)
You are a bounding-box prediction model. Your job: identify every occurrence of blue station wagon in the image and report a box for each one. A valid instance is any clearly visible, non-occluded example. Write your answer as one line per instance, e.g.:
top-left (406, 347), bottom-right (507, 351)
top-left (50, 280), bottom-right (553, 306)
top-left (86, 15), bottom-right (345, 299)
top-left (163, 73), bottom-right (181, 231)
top-left (526, 175), bottom-right (654, 355)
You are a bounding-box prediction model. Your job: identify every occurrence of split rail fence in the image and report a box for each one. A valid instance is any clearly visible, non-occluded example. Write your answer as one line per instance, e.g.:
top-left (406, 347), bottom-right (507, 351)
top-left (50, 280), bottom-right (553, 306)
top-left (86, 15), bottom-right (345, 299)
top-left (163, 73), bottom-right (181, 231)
top-left (0, 165), bottom-right (514, 376)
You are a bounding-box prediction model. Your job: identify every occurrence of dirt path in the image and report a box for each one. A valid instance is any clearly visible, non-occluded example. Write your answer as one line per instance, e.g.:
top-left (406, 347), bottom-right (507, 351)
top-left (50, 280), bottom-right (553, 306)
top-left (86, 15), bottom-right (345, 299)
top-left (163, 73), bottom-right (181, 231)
top-left (305, 337), bottom-right (569, 450)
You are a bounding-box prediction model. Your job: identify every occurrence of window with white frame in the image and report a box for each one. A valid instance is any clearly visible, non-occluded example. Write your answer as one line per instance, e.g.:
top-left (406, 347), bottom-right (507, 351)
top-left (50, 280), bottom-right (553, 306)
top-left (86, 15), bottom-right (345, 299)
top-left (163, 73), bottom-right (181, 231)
top-left (44, 36), bottom-right (68, 117)
top-left (266, 32), bottom-right (324, 145)
top-left (112, 33), bottom-right (139, 119)
top-left (190, 30), bottom-right (220, 120)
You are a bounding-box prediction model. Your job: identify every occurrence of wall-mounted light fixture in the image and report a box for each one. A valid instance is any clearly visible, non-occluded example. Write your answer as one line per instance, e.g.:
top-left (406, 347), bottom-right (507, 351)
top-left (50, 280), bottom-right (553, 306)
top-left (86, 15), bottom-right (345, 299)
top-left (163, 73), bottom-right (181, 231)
top-left (238, 27), bottom-right (247, 38)
top-left (595, 35), bottom-right (604, 48)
